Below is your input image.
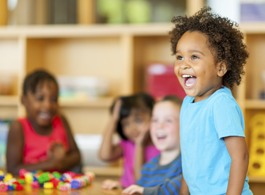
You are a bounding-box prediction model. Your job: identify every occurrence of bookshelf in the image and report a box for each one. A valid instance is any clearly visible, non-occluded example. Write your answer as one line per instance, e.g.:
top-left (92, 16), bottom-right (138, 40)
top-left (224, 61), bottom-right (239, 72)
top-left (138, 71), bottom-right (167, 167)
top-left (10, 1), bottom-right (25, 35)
top-left (0, 23), bottom-right (264, 135)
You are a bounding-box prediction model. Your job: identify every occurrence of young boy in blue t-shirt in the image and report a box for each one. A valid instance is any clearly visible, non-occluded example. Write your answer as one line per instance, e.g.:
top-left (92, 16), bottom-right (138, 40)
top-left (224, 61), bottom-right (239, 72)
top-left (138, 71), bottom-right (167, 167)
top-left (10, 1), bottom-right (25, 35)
top-left (170, 7), bottom-right (253, 195)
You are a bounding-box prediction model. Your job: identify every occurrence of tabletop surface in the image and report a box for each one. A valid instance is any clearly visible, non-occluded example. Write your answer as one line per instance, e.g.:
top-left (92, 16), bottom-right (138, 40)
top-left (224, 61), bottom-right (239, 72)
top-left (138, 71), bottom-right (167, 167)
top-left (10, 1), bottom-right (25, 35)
top-left (0, 182), bottom-right (124, 195)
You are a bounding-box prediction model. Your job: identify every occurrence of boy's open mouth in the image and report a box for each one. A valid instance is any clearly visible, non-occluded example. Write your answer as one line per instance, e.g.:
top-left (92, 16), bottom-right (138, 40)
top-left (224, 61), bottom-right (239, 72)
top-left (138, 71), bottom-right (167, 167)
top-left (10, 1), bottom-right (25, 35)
top-left (156, 132), bottom-right (167, 140)
top-left (39, 112), bottom-right (52, 120)
top-left (182, 75), bottom-right (197, 88)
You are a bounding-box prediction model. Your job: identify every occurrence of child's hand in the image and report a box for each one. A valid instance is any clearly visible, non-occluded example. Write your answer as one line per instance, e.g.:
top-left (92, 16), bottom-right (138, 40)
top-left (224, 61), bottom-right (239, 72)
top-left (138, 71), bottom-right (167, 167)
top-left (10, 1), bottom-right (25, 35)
top-left (122, 185), bottom-right (144, 194)
top-left (48, 143), bottom-right (66, 161)
top-left (102, 179), bottom-right (122, 190)
top-left (135, 121), bottom-right (150, 146)
top-left (112, 99), bottom-right (122, 121)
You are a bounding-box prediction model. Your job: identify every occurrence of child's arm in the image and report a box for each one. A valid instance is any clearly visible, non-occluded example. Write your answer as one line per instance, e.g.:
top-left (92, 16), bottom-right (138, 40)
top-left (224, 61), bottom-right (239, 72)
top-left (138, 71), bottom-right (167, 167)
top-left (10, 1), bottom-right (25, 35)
top-left (6, 121), bottom-right (59, 175)
top-left (134, 122), bottom-right (150, 181)
top-left (224, 136), bottom-right (249, 195)
top-left (57, 115), bottom-right (81, 171)
top-left (99, 99), bottom-right (123, 161)
top-left (180, 175), bottom-right (190, 195)
top-left (101, 179), bottom-right (122, 189)
top-left (122, 175), bottom-right (182, 195)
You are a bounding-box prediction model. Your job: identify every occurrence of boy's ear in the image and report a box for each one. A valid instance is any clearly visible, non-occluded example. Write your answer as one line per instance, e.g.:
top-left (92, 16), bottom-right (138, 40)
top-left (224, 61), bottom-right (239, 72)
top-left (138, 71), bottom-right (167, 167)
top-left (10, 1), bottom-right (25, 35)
top-left (216, 61), bottom-right (228, 77)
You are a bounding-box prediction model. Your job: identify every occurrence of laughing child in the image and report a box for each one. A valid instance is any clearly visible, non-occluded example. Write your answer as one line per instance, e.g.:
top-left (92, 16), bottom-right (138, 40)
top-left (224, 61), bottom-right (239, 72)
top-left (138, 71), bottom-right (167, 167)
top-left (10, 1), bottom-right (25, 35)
top-left (170, 7), bottom-right (252, 195)
top-left (122, 95), bottom-right (182, 195)
top-left (6, 70), bottom-right (81, 175)
top-left (100, 93), bottom-right (160, 189)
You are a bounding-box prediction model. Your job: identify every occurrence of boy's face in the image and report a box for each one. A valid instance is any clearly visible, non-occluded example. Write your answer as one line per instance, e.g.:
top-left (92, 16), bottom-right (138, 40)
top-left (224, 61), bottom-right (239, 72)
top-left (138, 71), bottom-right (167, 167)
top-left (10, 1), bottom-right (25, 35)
top-left (150, 101), bottom-right (180, 152)
top-left (22, 81), bottom-right (59, 127)
top-left (174, 31), bottom-right (226, 102)
top-left (121, 109), bottom-right (151, 143)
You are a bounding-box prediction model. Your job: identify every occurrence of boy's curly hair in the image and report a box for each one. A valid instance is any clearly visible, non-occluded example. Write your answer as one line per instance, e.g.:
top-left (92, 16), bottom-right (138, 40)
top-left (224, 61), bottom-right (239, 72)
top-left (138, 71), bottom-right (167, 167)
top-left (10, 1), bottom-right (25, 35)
top-left (169, 6), bottom-right (249, 88)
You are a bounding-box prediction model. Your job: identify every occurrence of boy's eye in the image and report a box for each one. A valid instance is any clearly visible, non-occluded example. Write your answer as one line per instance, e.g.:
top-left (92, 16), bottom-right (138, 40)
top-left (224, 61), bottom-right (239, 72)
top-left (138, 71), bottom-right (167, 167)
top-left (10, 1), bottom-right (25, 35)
top-left (166, 119), bottom-right (172, 123)
top-left (122, 121), bottom-right (129, 127)
top-left (51, 97), bottom-right (58, 103)
top-left (135, 119), bottom-right (142, 123)
top-left (36, 96), bottom-right (44, 101)
top-left (191, 55), bottom-right (198, 59)
top-left (152, 118), bottom-right (158, 123)
top-left (176, 55), bottom-right (183, 60)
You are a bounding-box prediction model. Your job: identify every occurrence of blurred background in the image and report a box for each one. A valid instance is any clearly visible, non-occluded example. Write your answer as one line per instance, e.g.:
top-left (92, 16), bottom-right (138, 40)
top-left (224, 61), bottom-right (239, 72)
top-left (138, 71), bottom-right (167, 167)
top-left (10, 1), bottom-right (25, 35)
top-left (0, 0), bottom-right (265, 193)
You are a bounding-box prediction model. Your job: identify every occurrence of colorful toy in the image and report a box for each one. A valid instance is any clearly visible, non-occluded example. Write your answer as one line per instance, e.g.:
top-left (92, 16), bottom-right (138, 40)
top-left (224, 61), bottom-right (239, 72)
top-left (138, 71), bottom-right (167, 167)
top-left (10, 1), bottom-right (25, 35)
top-left (0, 169), bottom-right (95, 192)
top-left (0, 183), bottom-right (8, 192)
top-left (3, 173), bottom-right (13, 182)
top-left (44, 182), bottom-right (54, 189)
top-left (7, 185), bottom-right (14, 191)
top-left (17, 179), bottom-right (25, 185)
top-left (52, 171), bottom-right (61, 179)
top-left (31, 181), bottom-right (39, 188)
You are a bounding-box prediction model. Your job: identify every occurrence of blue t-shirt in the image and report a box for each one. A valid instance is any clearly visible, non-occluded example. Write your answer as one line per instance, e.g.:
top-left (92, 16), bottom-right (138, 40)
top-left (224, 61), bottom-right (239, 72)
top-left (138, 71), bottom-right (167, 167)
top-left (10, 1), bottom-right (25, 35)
top-left (180, 86), bottom-right (252, 195)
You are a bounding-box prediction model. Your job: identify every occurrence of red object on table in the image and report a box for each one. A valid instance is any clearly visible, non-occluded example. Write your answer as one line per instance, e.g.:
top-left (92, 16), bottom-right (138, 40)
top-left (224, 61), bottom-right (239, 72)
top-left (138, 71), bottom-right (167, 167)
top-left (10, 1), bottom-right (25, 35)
top-left (146, 63), bottom-right (186, 100)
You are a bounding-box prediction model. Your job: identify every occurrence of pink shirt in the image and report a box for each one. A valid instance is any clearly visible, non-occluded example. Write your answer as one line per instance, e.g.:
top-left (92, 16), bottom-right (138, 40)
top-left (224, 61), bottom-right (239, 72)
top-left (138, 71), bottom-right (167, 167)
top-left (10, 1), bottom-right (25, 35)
top-left (18, 116), bottom-right (69, 165)
top-left (119, 140), bottom-right (160, 187)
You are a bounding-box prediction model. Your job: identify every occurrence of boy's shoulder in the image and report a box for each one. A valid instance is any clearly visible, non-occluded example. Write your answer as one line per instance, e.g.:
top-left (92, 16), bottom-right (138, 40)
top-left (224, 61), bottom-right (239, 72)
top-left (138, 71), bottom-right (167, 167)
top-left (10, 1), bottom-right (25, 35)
top-left (142, 154), bottom-right (160, 169)
top-left (209, 87), bottom-right (238, 108)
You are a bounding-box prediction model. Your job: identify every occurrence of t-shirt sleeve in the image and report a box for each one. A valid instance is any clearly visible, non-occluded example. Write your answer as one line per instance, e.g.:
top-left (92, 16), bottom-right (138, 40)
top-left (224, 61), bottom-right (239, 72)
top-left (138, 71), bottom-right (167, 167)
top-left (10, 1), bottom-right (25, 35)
top-left (213, 95), bottom-right (245, 139)
top-left (142, 176), bottom-right (182, 195)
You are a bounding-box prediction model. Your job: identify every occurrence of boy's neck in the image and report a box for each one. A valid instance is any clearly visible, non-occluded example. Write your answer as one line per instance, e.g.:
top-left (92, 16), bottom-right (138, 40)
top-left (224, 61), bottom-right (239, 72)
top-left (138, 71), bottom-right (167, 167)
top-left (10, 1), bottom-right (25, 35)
top-left (194, 85), bottom-right (223, 103)
top-left (159, 148), bottom-right (180, 166)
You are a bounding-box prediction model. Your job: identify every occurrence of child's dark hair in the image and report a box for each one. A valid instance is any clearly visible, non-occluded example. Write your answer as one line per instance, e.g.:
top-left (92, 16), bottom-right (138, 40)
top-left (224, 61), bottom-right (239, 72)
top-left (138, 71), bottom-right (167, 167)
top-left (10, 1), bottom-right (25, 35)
top-left (161, 95), bottom-right (183, 106)
top-left (110, 93), bottom-right (155, 140)
top-left (23, 69), bottom-right (58, 95)
top-left (169, 6), bottom-right (249, 88)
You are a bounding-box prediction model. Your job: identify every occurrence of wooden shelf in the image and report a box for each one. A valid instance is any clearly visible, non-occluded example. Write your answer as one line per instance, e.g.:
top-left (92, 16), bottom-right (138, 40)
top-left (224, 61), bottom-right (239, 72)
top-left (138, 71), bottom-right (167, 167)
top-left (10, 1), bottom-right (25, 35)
top-left (0, 96), bottom-right (18, 106)
top-left (248, 176), bottom-right (265, 183)
top-left (59, 97), bottom-right (114, 108)
top-left (0, 23), bottom-right (264, 38)
top-left (0, 96), bottom-right (114, 108)
top-left (83, 166), bottom-right (122, 177)
top-left (0, 24), bottom-right (173, 38)
top-left (246, 100), bottom-right (265, 109)
top-left (240, 22), bottom-right (265, 34)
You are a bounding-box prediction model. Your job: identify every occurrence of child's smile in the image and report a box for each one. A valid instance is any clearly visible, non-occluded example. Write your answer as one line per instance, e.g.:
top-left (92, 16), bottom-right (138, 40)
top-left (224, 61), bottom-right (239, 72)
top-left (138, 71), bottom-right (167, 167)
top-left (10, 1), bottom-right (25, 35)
top-left (174, 31), bottom-right (225, 102)
top-left (121, 109), bottom-right (151, 143)
top-left (182, 74), bottom-right (197, 88)
top-left (150, 101), bottom-right (180, 152)
top-left (23, 81), bottom-right (59, 130)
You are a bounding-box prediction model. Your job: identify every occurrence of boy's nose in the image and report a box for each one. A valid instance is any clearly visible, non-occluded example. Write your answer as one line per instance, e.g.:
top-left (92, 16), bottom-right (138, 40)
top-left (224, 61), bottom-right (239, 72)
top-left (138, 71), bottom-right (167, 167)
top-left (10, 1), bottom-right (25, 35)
top-left (43, 99), bottom-right (52, 109)
top-left (157, 122), bottom-right (165, 129)
top-left (181, 61), bottom-right (191, 70)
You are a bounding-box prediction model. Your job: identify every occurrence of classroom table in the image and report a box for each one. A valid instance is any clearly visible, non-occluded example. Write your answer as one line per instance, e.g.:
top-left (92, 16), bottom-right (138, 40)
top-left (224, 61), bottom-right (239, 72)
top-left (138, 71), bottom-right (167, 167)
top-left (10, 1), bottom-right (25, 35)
top-left (0, 182), bottom-right (124, 195)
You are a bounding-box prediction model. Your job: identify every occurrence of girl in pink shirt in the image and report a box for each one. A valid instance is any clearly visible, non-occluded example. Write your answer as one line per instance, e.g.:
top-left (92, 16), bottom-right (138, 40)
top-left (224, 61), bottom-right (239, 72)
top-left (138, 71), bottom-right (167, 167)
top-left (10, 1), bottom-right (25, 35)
top-left (100, 93), bottom-right (160, 189)
top-left (6, 70), bottom-right (81, 175)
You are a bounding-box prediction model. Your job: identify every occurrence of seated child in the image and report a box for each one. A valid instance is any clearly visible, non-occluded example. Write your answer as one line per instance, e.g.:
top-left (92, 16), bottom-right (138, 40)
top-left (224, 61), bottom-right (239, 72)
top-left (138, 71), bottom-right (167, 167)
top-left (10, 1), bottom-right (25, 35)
top-left (122, 95), bottom-right (182, 195)
top-left (100, 93), bottom-right (160, 189)
top-left (170, 7), bottom-right (252, 195)
top-left (6, 69), bottom-right (81, 175)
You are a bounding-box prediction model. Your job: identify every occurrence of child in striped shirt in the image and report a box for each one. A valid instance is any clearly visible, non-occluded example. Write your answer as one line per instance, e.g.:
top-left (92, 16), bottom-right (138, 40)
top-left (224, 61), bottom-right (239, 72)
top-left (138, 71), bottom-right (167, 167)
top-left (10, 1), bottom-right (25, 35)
top-left (123, 95), bottom-right (182, 195)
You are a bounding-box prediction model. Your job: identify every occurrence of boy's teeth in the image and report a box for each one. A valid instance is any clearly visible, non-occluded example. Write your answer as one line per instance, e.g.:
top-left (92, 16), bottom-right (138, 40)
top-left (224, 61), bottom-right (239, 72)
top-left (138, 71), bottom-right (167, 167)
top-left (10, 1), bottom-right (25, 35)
top-left (39, 113), bottom-right (51, 119)
top-left (157, 132), bottom-right (167, 138)
top-left (182, 75), bottom-right (193, 78)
